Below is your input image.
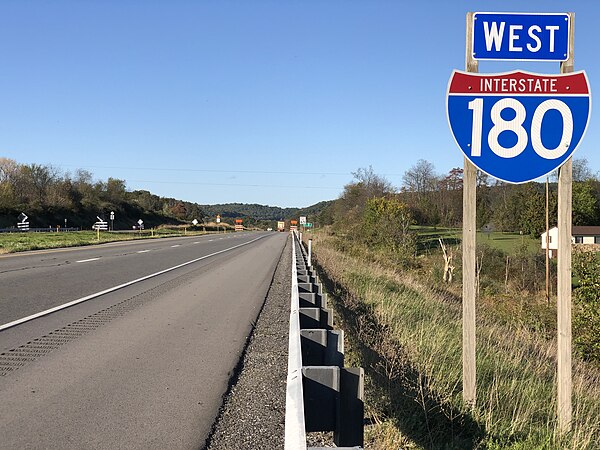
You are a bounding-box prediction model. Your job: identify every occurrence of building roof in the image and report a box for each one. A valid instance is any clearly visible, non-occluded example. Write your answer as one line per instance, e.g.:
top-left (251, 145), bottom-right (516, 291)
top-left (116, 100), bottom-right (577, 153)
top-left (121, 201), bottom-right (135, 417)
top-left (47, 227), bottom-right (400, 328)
top-left (572, 226), bottom-right (600, 236)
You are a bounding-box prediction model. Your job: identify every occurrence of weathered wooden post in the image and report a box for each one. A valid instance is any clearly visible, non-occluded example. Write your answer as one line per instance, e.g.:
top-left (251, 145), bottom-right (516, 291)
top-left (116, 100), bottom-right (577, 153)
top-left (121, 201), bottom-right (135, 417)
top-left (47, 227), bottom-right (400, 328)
top-left (462, 11), bottom-right (478, 408)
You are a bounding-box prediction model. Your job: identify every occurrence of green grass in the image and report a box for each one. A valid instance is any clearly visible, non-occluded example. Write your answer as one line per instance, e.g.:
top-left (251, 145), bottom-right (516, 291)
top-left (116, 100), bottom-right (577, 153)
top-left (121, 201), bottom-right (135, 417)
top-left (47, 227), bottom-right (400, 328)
top-left (478, 231), bottom-right (539, 254)
top-left (413, 226), bottom-right (540, 255)
top-left (0, 228), bottom-right (231, 254)
top-left (310, 230), bottom-right (600, 449)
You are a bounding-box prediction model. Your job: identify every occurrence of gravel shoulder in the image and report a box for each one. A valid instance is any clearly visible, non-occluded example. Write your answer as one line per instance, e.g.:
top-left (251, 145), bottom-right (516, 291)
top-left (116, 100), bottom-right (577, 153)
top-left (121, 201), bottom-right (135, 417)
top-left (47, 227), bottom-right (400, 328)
top-left (206, 235), bottom-right (291, 450)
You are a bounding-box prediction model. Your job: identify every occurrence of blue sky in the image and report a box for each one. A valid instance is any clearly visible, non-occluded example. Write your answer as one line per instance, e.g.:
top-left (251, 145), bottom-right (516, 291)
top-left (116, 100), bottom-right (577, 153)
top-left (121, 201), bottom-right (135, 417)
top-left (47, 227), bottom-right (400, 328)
top-left (0, 1), bottom-right (598, 208)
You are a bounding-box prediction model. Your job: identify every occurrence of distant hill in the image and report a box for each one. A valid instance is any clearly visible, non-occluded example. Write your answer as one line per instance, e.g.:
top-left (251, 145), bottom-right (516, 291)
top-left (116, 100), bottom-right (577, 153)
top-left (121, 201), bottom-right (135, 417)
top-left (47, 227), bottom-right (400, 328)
top-left (201, 200), bottom-right (334, 222)
top-left (0, 158), bottom-right (335, 230)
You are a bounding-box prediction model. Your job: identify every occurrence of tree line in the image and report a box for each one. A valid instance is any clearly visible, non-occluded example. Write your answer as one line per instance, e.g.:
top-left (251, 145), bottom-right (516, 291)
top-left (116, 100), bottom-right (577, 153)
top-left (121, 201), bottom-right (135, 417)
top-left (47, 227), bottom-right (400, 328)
top-left (319, 159), bottom-right (600, 237)
top-left (0, 158), bottom-right (204, 229)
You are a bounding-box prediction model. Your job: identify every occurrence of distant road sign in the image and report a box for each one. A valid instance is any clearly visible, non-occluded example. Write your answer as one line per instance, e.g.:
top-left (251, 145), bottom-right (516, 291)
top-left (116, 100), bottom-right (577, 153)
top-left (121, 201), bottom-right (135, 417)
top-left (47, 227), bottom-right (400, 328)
top-left (93, 217), bottom-right (108, 231)
top-left (299, 216), bottom-right (307, 225)
top-left (216, 215), bottom-right (221, 223)
top-left (305, 223), bottom-right (313, 228)
top-left (17, 212), bottom-right (29, 231)
top-left (472, 12), bottom-right (569, 61)
top-left (447, 70), bottom-right (591, 184)
top-left (192, 219), bottom-right (199, 225)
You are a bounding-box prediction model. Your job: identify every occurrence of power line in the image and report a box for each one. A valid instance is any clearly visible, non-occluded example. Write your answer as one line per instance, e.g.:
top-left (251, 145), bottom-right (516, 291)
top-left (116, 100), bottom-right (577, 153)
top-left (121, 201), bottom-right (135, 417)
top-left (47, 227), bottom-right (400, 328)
top-left (128, 179), bottom-right (343, 190)
top-left (48, 163), bottom-right (353, 177)
top-left (42, 163), bottom-right (407, 177)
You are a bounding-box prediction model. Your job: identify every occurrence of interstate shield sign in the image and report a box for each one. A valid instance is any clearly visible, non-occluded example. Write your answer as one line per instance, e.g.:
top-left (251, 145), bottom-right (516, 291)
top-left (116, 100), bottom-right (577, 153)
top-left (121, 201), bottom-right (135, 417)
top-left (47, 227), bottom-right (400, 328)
top-left (446, 70), bottom-right (591, 183)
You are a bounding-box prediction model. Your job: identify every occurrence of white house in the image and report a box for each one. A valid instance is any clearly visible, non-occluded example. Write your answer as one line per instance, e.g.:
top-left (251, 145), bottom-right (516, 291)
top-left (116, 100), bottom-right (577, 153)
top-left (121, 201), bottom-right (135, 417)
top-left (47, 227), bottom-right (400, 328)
top-left (571, 226), bottom-right (600, 244)
top-left (541, 226), bottom-right (600, 258)
top-left (541, 227), bottom-right (559, 258)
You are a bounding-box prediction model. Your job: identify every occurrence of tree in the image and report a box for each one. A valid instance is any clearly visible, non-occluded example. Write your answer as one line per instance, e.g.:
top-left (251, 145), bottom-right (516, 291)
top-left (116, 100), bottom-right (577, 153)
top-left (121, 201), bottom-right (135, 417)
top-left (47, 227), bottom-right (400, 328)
top-left (334, 166), bottom-right (394, 229)
top-left (105, 178), bottom-right (127, 206)
top-left (169, 202), bottom-right (187, 220)
top-left (573, 252), bottom-right (600, 362)
top-left (402, 160), bottom-right (440, 225)
top-left (360, 196), bottom-right (415, 263)
top-left (572, 158), bottom-right (595, 182)
top-left (19, 163), bottom-right (59, 209)
top-left (572, 181), bottom-right (599, 226)
top-left (521, 184), bottom-right (545, 236)
top-left (0, 158), bottom-right (19, 210)
top-left (402, 159), bottom-right (437, 194)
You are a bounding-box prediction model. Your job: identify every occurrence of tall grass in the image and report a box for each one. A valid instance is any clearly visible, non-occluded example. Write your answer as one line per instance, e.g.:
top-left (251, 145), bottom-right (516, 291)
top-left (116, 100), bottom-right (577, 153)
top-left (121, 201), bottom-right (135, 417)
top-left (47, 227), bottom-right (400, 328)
top-left (310, 231), bottom-right (600, 449)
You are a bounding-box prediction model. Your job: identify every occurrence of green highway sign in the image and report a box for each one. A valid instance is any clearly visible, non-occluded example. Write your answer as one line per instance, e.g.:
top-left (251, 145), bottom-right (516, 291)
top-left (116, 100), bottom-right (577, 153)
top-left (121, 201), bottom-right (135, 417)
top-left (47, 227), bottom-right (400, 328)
top-left (305, 223), bottom-right (313, 228)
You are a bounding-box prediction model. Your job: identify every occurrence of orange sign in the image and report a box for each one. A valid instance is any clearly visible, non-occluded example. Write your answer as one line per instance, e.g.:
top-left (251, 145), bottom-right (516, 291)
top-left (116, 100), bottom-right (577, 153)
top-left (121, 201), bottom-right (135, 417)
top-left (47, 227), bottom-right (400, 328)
top-left (235, 219), bottom-right (243, 224)
top-left (290, 220), bottom-right (298, 225)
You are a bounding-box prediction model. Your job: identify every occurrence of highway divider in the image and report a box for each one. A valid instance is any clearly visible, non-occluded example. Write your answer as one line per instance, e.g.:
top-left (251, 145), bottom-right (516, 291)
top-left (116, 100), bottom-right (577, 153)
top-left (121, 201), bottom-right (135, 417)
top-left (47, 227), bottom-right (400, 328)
top-left (285, 232), bottom-right (364, 450)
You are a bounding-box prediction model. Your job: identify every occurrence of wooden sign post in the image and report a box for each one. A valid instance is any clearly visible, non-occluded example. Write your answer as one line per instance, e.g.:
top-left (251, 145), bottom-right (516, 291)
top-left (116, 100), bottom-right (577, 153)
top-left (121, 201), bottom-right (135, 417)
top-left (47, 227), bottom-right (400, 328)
top-left (557, 13), bottom-right (575, 434)
top-left (462, 12), bottom-right (478, 408)
top-left (455, 14), bottom-right (582, 427)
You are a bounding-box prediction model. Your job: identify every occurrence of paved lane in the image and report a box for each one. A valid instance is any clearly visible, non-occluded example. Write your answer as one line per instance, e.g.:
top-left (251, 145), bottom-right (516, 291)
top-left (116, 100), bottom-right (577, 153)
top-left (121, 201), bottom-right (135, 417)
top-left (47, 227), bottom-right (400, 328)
top-left (0, 232), bottom-right (288, 449)
top-left (0, 232), bottom-right (268, 326)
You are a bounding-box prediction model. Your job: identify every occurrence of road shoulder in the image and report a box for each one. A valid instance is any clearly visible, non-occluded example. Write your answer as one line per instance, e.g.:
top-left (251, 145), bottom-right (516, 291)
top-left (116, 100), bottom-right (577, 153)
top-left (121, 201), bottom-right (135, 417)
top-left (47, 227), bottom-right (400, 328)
top-left (206, 235), bottom-right (291, 450)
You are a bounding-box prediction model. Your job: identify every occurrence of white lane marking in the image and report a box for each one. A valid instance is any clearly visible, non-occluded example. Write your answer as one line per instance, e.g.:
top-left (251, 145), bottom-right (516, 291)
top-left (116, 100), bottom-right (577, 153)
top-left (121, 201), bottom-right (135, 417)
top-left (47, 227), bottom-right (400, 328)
top-left (193, 241), bottom-right (200, 244)
top-left (76, 258), bottom-right (100, 263)
top-left (0, 235), bottom-right (268, 331)
top-left (137, 250), bottom-right (150, 254)
top-left (208, 239), bottom-right (213, 242)
top-left (171, 244), bottom-right (181, 248)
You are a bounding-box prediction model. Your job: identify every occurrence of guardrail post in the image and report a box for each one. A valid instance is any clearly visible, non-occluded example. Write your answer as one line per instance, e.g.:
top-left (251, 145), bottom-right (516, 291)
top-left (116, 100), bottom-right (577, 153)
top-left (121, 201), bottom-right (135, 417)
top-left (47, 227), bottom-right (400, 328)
top-left (336, 368), bottom-right (365, 447)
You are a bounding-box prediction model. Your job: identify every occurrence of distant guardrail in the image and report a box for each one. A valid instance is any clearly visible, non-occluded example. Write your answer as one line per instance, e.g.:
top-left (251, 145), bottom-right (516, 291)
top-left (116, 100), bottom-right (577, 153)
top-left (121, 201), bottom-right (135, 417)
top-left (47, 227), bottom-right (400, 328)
top-left (0, 227), bottom-right (80, 233)
top-left (285, 231), bottom-right (364, 450)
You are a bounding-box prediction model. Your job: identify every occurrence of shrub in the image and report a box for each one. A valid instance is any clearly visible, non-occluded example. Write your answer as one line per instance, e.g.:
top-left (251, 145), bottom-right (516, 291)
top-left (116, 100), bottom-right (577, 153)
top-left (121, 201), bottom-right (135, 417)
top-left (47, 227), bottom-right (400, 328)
top-left (573, 252), bottom-right (600, 362)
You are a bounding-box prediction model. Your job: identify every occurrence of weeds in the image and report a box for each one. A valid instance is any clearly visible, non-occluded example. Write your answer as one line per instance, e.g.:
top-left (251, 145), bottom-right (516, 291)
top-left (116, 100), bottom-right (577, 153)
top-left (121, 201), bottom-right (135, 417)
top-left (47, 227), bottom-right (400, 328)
top-left (310, 231), bottom-right (600, 449)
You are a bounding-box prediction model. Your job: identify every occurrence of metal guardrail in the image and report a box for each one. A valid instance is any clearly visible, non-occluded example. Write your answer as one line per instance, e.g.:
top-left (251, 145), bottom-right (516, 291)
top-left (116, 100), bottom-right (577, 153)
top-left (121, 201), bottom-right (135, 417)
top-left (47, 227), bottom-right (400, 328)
top-left (0, 227), bottom-right (80, 233)
top-left (285, 231), bottom-right (364, 450)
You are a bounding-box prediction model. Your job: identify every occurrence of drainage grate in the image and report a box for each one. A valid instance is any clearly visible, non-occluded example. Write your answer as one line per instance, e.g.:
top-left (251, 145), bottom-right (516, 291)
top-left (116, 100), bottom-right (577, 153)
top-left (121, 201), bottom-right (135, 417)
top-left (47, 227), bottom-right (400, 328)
top-left (0, 292), bottom-right (149, 377)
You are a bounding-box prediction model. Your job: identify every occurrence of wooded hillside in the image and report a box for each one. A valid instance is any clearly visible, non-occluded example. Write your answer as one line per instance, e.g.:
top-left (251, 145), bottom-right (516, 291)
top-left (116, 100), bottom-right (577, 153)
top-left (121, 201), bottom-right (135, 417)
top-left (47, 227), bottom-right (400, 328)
top-left (0, 158), bottom-right (331, 229)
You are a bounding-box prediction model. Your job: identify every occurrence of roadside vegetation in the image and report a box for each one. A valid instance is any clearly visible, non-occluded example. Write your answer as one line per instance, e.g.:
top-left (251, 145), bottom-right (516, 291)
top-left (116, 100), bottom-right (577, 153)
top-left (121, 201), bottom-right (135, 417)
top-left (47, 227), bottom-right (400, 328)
top-left (0, 224), bottom-right (233, 254)
top-left (306, 165), bottom-right (600, 449)
top-left (0, 158), bottom-right (329, 232)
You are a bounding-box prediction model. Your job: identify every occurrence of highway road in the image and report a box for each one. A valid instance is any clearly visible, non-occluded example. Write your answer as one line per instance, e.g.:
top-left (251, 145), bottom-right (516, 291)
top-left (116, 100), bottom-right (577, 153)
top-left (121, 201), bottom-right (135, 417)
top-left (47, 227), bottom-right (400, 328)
top-left (0, 231), bottom-right (288, 449)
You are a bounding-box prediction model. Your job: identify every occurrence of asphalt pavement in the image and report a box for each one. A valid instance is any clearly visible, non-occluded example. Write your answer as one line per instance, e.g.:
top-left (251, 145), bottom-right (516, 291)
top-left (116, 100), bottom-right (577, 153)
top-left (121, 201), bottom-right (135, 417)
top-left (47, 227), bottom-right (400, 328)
top-left (0, 231), bottom-right (287, 449)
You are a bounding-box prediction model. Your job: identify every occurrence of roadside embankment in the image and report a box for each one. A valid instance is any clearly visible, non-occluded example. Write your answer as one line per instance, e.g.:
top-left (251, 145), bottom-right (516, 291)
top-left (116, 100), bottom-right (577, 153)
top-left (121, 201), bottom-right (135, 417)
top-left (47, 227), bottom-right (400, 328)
top-left (307, 230), bottom-right (600, 449)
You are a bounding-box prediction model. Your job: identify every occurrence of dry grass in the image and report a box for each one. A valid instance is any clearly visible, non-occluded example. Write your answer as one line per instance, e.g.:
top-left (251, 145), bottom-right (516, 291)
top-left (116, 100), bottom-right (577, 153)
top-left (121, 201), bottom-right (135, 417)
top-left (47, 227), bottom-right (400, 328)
top-left (309, 231), bottom-right (600, 449)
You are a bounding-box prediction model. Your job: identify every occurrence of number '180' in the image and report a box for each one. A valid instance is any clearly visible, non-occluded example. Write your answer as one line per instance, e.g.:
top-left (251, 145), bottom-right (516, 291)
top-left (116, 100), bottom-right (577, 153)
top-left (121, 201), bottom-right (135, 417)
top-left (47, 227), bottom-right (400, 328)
top-left (468, 98), bottom-right (573, 160)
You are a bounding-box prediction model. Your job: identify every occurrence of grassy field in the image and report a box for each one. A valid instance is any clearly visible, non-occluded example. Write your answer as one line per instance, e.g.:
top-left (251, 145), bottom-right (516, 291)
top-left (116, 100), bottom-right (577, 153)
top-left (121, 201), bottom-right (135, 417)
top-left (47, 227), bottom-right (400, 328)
top-left (308, 230), bottom-right (600, 449)
top-left (0, 226), bottom-right (232, 254)
top-left (414, 226), bottom-right (540, 255)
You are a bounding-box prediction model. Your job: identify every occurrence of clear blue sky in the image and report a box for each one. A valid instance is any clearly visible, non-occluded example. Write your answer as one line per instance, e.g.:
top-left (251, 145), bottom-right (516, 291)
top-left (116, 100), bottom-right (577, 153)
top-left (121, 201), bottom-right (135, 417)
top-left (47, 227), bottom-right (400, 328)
top-left (1, 1), bottom-right (598, 208)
